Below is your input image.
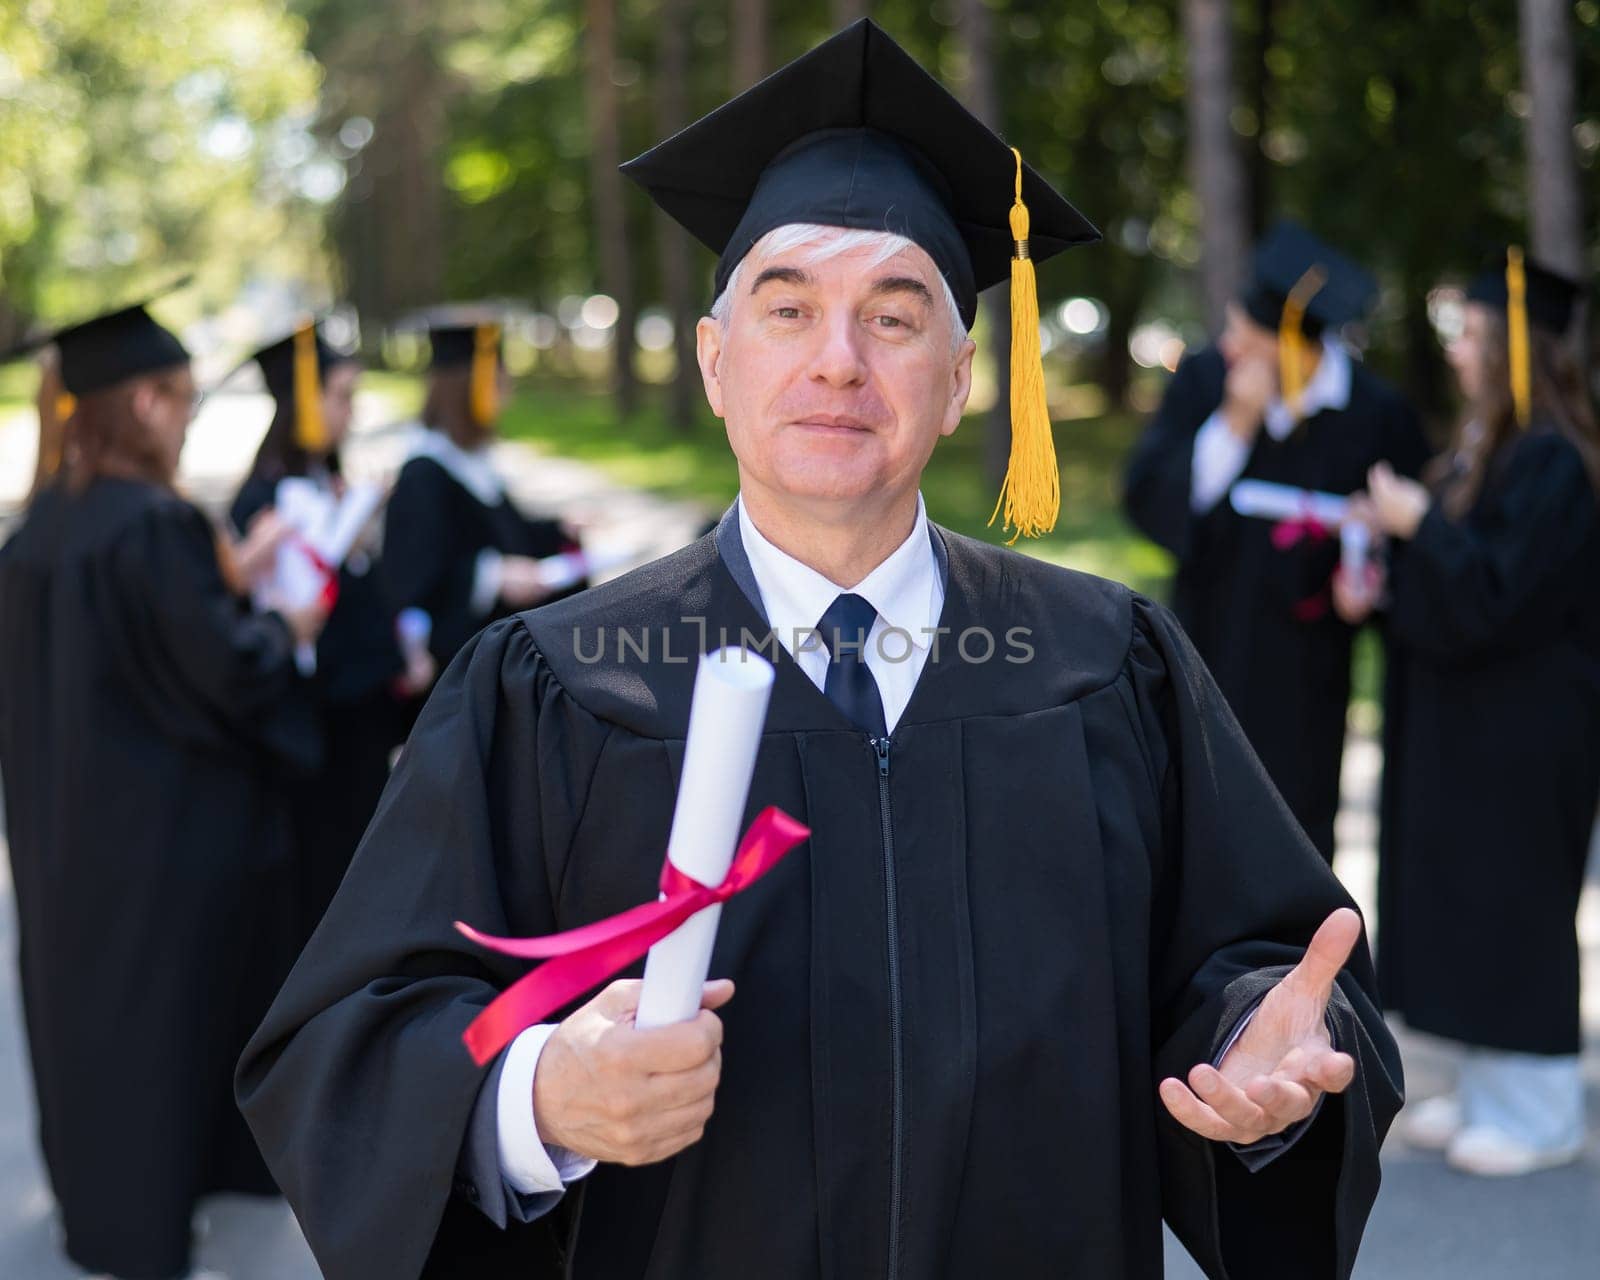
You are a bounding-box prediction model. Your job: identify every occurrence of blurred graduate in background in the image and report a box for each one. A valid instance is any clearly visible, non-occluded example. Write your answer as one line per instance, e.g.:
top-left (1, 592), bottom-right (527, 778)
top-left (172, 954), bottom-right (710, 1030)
top-left (1123, 225), bottom-right (1431, 860)
top-left (1336, 250), bottom-right (1600, 1177)
top-left (0, 288), bottom-right (326, 1279)
top-left (383, 311), bottom-right (588, 679)
top-left (228, 320), bottom-right (434, 946)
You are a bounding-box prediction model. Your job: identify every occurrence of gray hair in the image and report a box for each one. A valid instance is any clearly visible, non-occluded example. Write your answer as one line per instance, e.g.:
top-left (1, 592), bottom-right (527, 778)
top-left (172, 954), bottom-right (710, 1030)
top-left (709, 223), bottom-right (968, 355)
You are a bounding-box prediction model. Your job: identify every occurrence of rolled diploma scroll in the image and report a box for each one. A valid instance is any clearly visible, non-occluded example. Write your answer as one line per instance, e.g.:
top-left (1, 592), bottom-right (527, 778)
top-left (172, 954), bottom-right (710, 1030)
top-left (1229, 479), bottom-right (1350, 528)
top-left (635, 646), bottom-right (776, 1029)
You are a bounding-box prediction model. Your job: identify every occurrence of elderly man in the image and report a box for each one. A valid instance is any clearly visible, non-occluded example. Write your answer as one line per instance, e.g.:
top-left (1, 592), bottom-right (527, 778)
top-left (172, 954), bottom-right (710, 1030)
top-left (239, 21), bottom-right (1400, 1280)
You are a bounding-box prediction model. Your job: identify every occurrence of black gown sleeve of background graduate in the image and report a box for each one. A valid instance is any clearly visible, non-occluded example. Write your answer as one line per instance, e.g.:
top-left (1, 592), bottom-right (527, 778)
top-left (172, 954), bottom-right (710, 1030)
top-left (237, 619), bottom-right (583, 1280)
top-left (1122, 346), bottom-right (1228, 558)
top-left (1129, 601), bottom-right (1403, 1280)
top-left (1388, 430), bottom-right (1598, 661)
top-left (110, 496), bottom-right (322, 772)
top-left (383, 458), bottom-right (483, 662)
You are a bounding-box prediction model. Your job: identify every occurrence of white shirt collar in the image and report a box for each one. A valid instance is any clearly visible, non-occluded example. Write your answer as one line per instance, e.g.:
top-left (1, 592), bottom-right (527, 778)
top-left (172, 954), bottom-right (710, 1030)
top-left (1264, 340), bottom-right (1353, 441)
top-left (737, 493), bottom-right (940, 653)
top-left (405, 425), bottom-right (505, 505)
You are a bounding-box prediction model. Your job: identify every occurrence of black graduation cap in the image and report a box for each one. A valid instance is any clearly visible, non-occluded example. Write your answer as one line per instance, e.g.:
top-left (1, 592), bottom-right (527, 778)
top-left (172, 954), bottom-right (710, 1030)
top-left (249, 324), bottom-right (352, 398)
top-left (620, 18), bottom-right (1098, 332)
top-left (621, 18), bottom-right (1098, 540)
top-left (1466, 248), bottom-right (1582, 335)
top-left (2, 280), bottom-right (192, 396)
top-left (1243, 223), bottom-right (1377, 336)
top-left (400, 306), bottom-right (507, 427)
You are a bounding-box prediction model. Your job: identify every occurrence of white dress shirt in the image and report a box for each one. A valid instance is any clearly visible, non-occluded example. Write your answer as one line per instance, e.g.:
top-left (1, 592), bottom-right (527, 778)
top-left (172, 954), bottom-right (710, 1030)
top-left (494, 492), bottom-right (945, 1197)
top-left (1189, 340), bottom-right (1354, 513)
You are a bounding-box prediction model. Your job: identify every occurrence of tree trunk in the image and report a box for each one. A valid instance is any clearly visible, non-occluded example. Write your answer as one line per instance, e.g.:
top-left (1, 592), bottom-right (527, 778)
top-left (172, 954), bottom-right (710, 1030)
top-left (658, 0), bottom-right (698, 431)
top-left (731, 0), bottom-right (769, 92)
top-left (586, 0), bottom-right (638, 416)
top-left (1245, 0), bottom-right (1277, 239)
top-left (1182, 0), bottom-right (1249, 333)
top-left (1518, 0), bottom-right (1587, 372)
top-left (958, 0), bottom-right (1011, 492)
top-left (831, 0), bottom-right (867, 26)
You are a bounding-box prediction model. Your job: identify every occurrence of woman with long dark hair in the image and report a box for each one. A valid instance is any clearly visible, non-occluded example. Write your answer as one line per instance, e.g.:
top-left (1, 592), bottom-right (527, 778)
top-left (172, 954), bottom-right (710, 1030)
top-left (383, 316), bottom-right (585, 677)
top-left (1338, 250), bottom-right (1600, 1176)
top-left (228, 321), bottom-right (432, 944)
top-left (0, 294), bottom-right (325, 1277)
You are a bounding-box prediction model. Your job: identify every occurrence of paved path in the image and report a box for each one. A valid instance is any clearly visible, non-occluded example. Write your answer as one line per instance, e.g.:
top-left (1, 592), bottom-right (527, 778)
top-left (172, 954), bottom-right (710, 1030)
top-left (1, 397), bottom-right (1596, 1277)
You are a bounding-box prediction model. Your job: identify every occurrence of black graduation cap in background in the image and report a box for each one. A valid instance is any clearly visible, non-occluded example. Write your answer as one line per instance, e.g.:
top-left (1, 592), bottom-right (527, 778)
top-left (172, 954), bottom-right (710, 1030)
top-left (1, 278), bottom-right (192, 397)
top-left (621, 18), bottom-right (1099, 540)
top-left (1243, 223), bottom-right (1377, 337)
top-left (249, 324), bottom-right (352, 398)
top-left (1466, 248), bottom-right (1582, 335)
top-left (399, 305), bottom-right (508, 428)
top-left (620, 17), bottom-right (1098, 331)
top-left (1466, 246), bottom-right (1585, 427)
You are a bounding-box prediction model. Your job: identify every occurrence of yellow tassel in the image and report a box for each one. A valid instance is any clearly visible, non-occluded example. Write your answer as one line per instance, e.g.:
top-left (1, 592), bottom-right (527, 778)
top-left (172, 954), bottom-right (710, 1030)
top-left (1277, 264), bottom-right (1327, 424)
top-left (55, 391), bottom-right (76, 423)
top-left (987, 147), bottom-right (1058, 543)
top-left (1506, 246), bottom-right (1531, 429)
top-left (470, 323), bottom-right (502, 428)
top-left (292, 320), bottom-right (328, 452)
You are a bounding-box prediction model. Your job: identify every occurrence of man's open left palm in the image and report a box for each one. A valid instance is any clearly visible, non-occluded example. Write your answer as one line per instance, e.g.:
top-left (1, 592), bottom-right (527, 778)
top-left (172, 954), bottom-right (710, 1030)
top-left (1160, 908), bottom-right (1362, 1145)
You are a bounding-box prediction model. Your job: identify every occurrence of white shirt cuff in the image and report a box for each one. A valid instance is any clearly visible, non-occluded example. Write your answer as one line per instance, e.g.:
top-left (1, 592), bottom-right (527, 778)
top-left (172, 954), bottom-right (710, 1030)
top-left (496, 1024), bottom-right (598, 1196)
top-left (471, 548), bottom-right (504, 617)
top-left (1190, 410), bottom-right (1252, 513)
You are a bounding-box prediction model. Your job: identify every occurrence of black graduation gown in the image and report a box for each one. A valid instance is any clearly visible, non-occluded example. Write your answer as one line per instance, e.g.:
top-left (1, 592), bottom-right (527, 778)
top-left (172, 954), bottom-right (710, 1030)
top-left (232, 471), bottom-right (408, 943)
top-left (382, 451), bottom-right (585, 673)
top-left (1124, 345), bottom-right (1430, 859)
top-left (1378, 427), bottom-right (1600, 1056)
top-left (237, 523), bottom-right (1402, 1280)
top-left (0, 477), bottom-right (318, 1279)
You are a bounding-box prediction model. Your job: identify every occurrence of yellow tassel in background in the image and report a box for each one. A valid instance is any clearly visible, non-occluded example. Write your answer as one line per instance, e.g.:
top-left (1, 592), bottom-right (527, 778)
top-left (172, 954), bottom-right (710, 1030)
top-left (470, 323), bottom-right (502, 428)
top-left (1277, 264), bottom-right (1327, 425)
top-left (988, 147), bottom-right (1059, 544)
top-left (292, 320), bottom-right (328, 452)
top-left (1506, 246), bottom-right (1531, 428)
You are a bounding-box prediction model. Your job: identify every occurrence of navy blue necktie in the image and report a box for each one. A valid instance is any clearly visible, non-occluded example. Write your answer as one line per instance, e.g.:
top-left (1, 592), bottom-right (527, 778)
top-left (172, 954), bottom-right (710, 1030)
top-left (817, 593), bottom-right (888, 739)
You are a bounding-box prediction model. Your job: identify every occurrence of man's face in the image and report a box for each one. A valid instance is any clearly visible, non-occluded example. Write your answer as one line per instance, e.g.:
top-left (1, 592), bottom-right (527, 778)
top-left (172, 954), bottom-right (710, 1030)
top-left (696, 231), bottom-right (975, 513)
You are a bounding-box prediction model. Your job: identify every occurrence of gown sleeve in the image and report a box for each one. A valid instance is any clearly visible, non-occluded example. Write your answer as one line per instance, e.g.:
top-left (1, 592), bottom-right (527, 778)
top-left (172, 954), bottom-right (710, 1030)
top-left (383, 459), bottom-right (481, 650)
top-left (228, 472), bottom-right (277, 539)
top-left (1126, 597), bottom-right (1404, 1280)
top-left (236, 617), bottom-right (605, 1280)
top-left (1122, 347), bottom-right (1228, 558)
top-left (1386, 432), bottom-right (1598, 662)
top-left (108, 497), bottom-right (320, 773)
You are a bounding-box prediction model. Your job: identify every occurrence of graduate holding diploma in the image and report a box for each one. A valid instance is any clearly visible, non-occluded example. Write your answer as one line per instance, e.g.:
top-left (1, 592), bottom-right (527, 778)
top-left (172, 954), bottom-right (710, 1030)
top-left (239, 22), bottom-right (1402, 1279)
top-left (1123, 224), bottom-right (1429, 860)
top-left (229, 320), bottom-right (434, 945)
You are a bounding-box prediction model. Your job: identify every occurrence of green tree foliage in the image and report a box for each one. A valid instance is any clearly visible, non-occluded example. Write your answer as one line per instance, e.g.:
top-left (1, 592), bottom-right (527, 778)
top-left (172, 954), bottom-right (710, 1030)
top-left (0, 0), bottom-right (326, 338)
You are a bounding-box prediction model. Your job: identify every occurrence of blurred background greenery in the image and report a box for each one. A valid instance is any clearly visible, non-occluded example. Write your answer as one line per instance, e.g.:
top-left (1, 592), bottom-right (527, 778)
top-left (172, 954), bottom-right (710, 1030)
top-left (1, 0), bottom-right (1597, 616)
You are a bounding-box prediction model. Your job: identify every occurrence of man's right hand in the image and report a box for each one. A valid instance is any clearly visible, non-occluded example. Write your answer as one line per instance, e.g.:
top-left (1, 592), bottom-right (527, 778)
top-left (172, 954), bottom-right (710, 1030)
top-left (1221, 356), bottom-right (1275, 442)
top-left (531, 978), bottom-right (732, 1166)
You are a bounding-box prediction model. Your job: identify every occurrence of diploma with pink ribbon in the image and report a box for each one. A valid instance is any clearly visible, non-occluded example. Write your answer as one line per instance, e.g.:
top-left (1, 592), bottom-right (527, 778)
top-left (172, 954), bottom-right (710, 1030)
top-left (1230, 478), bottom-right (1373, 582)
top-left (456, 647), bottom-right (808, 1067)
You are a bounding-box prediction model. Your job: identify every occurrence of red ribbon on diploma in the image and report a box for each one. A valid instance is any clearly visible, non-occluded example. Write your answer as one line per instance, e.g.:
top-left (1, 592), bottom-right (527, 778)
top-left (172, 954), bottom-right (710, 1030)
top-left (1270, 513), bottom-right (1330, 551)
top-left (455, 805), bottom-right (810, 1067)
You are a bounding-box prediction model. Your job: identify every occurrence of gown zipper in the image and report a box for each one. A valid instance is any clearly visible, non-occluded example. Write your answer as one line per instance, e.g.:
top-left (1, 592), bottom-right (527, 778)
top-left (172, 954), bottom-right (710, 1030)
top-left (872, 735), bottom-right (903, 1279)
